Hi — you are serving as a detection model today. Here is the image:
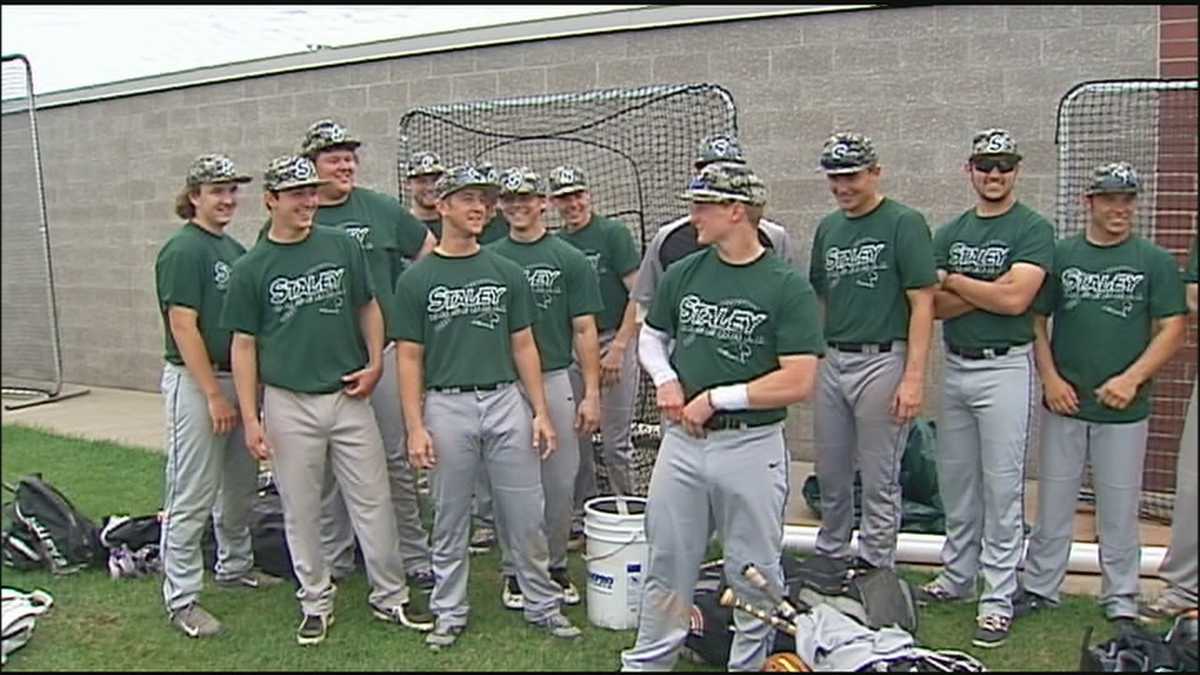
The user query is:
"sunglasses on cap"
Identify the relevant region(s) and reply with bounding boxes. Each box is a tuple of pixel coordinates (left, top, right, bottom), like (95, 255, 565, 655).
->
(972, 157, 1019, 174)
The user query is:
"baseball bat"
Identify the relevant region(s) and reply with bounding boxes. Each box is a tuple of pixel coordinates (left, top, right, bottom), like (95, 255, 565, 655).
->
(718, 587, 797, 637)
(742, 563, 801, 620)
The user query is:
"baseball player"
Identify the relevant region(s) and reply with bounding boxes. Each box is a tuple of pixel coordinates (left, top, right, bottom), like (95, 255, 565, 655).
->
(222, 155, 434, 646)
(631, 134, 800, 321)
(487, 166, 604, 610)
(922, 129, 1055, 648)
(156, 154, 281, 638)
(393, 165, 582, 650)
(809, 132, 937, 570)
(475, 161, 512, 244)
(298, 120, 437, 592)
(622, 163, 823, 671)
(1013, 162, 1187, 624)
(549, 165, 642, 516)
(403, 150, 449, 239)
(1142, 233, 1199, 622)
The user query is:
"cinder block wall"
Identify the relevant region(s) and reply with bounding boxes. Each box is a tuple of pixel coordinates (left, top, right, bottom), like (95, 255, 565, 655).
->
(5, 5, 1165, 460)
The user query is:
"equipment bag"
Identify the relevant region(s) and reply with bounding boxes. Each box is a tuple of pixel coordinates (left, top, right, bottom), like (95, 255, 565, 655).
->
(1, 474, 103, 575)
(1, 587, 53, 665)
(99, 514, 164, 579)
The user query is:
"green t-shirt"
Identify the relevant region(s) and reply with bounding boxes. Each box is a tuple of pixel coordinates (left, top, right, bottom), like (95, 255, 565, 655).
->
(221, 226, 375, 394)
(1034, 233, 1187, 423)
(487, 233, 604, 372)
(557, 214, 640, 332)
(646, 248, 824, 427)
(933, 201, 1055, 349)
(479, 213, 510, 245)
(422, 217, 442, 242)
(155, 222, 247, 369)
(1185, 236, 1199, 284)
(392, 248, 535, 389)
(314, 188, 428, 333)
(809, 198, 937, 343)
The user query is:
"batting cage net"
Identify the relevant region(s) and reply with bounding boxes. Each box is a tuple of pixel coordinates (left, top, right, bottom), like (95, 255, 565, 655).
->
(1, 54, 79, 410)
(397, 83, 738, 495)
(1055, 78, 1199, 522)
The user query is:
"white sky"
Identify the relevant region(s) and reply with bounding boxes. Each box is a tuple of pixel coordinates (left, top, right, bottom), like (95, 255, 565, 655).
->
(1, 5, 641, 95)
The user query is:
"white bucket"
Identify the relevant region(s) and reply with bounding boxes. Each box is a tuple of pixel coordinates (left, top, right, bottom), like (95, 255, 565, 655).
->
(583, 495, 648, 630)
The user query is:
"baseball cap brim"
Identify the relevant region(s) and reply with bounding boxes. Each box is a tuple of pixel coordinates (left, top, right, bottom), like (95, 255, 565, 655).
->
(407, 167, 447, 178)
(440, 181, 498, 199)
(677, 188, 759, 205)
(969, 151, 1022, 160)
(1085, 186, 1139, 195)
(269, 177, 331, 191)
(817, 165, 871, 175)
(208, 175, 254, 184)
(549, 185, 587, 197)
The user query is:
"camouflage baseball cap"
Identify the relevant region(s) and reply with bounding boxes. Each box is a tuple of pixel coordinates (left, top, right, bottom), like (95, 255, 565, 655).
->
(970, 128, 1022, 159)
(185, 153, 252, 187)
(435, 164, 498, 200)
(548, 165, 589, 197)
(678, 163, 767, 207)
(262, 155, 330, 192)
(818, 132, 878, 174)
(300, 119, 361, 157)
(1086, 161, 1141, 195)
(474, 161, 501, 187)
(406, 151, 447, 178)
(695, 134, 745, 168)
(498, 166, 546, 196)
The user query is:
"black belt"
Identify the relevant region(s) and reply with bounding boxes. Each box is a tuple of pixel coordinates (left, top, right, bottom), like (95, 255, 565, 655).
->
(947, 344, 1014, 360)
(429, 382, 507, 394)
(703, 415, 776, 431)
(828, 341, 893, 354)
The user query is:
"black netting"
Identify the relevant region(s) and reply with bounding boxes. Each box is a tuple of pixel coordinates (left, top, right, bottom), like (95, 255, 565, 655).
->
(397, 84, 737, 495)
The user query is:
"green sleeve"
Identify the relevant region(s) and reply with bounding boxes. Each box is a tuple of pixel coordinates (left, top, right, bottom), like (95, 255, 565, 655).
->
(932, 222, 952, 269)
(391, 271, 425, 344)
(220, 262, 261, 336)
(1011, 214, 1055, 271)
(390, 200, 429, 258)
(567, 251, 604, 318)
(506, 263, 535, 334)
(156, 245, 205, 311)
(1150, 248, 1188, 319)
(1184, 237, 1198, 283)
(609, 222, 641, 278)
(346, 237, 374, 308)
(808, 224, 827, 298)
(645, 265, 678, 336)
(896, 210, 938, 289)
(776, 274, 825, 356)
(1031, 267, 1058, 317)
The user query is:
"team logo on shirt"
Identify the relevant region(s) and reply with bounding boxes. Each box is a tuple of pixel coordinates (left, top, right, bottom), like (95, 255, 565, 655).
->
(947, 241, 1010, 279)
(1061, 265, 1145, 319)
(677, 294, 769, 365)
(427, 280, 508, 330)
(524, 266, 563, 311)
(213, 261, 232, 292)
(825, 239, 888, 289)
(583, 251, 606, 275)
(268, 265, 347, 323)
(340, 222, 374, 251)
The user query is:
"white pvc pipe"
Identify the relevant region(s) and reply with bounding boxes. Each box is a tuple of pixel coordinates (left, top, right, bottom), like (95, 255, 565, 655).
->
(782, 525, 1168, 578)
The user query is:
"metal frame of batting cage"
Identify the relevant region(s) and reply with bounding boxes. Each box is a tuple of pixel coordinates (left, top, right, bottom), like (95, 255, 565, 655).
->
(0, 54, 88, 410)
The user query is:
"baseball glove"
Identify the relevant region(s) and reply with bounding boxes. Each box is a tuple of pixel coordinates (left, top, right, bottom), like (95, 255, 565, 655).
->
(762, 652, 811, 672)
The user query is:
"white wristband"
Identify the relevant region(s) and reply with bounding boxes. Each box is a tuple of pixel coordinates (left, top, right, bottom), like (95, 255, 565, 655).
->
(709, 384, 749, 411)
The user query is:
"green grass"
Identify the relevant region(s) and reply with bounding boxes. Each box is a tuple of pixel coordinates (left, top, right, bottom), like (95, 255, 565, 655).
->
(0, 424, 1163, 671)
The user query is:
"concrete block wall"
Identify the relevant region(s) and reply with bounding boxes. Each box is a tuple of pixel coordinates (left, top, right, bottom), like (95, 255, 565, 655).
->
(4, 5, 1168, 460)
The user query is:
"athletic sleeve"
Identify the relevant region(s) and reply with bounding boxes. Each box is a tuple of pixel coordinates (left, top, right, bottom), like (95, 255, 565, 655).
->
(1185, 236, 1198, 283)
(220, 260, 261, 336)
(896, 210, 938, 289)
(609, 221, 641, 278)
(345, 236, 375, 308)
(390, 269, 425, 344)
(506, 262, 535, 334)
(1150, 247, 1188, 319)
(645, 264, 679, 336)
(1011, 211, 1055, 271)
(808, 222, 827, 298)
(155, 243, 205, 311)
(932, 220, 953, 270)
(1031, 258, 1059, 317)
(567, 248, 604, 318)
(388, 198, 430, 258)
(776, 273, 825, 356)
(631, 228, 667, 309)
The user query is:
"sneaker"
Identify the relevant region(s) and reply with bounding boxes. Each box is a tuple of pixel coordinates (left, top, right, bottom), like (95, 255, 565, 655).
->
(215, 570, 285, 590)
(915, 580, 970, 607)
(170, 603, 222, 638)
(296, 613, 333, 646)
(972, 614, 1011, 648)
(371, 595, 435, 632)
(407, 569, 436, 593)
(551, 568, 581, 606)
(1011, 589, 1053, 619)
(502, 575, 524, 610)
(1139, 594, 1195, 624)
(531, 613, 582, 640)
(425, 623, 465, 651)
(469, 527, 496, 554)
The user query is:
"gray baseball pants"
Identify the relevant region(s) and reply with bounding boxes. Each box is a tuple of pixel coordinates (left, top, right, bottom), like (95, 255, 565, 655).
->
(813, 343, 910, 568)
(1022, 411, 1148, 619)
(160, 363, 257, 613)
(319, 342, 432, 578)
(1157, 383, 1198, 607)
(262, 385, 411, 617)
(933, 344, 1036, 620)
(574, 329, 640, 510)
(424, 384, 565, 629)
(621, 422, 789, 672)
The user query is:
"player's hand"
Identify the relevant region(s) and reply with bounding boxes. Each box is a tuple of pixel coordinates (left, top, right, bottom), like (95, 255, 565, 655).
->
(1044, 375, 1080, 416)
(207, 392, 239, 435)
(244, 420, 271, 461)
(889, 378, 922, 424)
(407, 425, 437, 470)
(342, 362, 383, 399)
(656, 380, 685, 424)
(533, 413, 558, 460)
(574, 394, 601, 436)
(680, 391, 715, 439)
(600, 341, 626, 388)
(1095, 374, 1139, 411)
